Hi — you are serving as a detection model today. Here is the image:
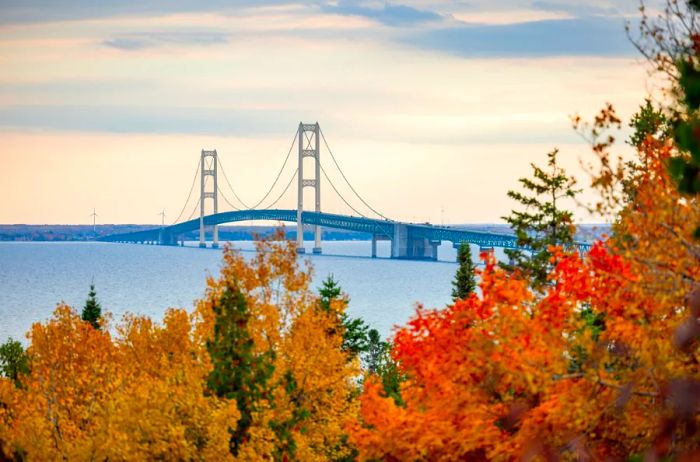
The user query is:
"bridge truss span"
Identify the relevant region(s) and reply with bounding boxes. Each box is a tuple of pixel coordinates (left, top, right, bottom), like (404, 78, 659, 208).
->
(98, 208, 592, 260)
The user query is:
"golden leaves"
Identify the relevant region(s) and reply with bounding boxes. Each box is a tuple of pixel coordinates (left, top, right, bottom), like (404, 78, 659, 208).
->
(0, 234, 359, 461)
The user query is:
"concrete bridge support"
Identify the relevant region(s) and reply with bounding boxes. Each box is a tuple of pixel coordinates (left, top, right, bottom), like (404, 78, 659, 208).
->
(390, 224, 439, 261)
(157, 230, 179, 246)
(371, 234, 377, 258)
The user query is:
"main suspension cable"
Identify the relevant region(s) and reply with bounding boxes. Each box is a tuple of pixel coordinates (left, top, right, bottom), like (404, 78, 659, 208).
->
(217, 185, 242, 211)
(171, 157, 201, 225)
(320, 164, 367, 218)
(185, 196, 201, 222)
(263, 168, 298, 210)
(319, 128, 392, 221)
(246, 129, 298, 210)
(217, 157, 250, 209)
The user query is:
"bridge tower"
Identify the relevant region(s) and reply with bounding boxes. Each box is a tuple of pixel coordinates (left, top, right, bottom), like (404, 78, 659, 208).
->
(199, 149, 219, 248)
(297, 122, 321, 254)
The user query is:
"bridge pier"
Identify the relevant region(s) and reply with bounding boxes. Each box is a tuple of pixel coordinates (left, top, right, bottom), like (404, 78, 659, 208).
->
(158, 230, 179, 246)
(390, 224, 439, 261)
(431, 240, 440, 260)
(371, 234, 377, 258)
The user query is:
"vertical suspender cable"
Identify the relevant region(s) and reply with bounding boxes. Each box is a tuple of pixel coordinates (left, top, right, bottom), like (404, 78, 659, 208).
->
(319, 128, 392, 221)
(171, 157, 201, 224)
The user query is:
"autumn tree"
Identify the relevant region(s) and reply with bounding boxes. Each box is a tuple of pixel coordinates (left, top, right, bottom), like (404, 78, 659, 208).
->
(81, 283, 101, 329)
(629, 1, 700, 234)
(349, 5, 700, 459)
(0, 338, 28, 387)
(451, 242, 476, 300)
(0, 305, 238, 461)
(194, 237, 359, 460)
(502, 148, 579, 288)
(0, 234, 361, 461)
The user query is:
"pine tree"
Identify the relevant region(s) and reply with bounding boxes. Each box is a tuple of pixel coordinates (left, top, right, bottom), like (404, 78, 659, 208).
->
(502, 149, 579, 289)
(364, 329, 385, 375)
(451, 242, 476, 301)
(0, 337, 29, 387)
(81, 283, 102, 329)
(206, 283, 275, 456)
(363, 329, 404, 405)
(318, 274, 370, 358)
(319, 274, 343, 312)
(627, 98, 670, 148)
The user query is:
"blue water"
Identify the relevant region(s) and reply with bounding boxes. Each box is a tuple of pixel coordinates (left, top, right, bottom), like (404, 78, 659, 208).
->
(0, 240, 484, 343)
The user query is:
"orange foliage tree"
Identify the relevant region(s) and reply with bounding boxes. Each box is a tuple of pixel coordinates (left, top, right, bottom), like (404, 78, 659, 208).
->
(348, 105, 700, 460)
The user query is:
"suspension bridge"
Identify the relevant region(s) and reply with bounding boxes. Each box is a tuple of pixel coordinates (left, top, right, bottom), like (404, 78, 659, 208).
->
(98, 122, 591, 261)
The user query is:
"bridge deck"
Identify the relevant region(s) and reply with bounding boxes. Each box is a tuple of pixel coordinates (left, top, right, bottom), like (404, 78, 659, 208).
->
(98, 209, 591, 252)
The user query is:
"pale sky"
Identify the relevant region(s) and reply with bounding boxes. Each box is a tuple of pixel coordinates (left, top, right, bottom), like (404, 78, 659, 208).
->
(0, 0, 655, 225)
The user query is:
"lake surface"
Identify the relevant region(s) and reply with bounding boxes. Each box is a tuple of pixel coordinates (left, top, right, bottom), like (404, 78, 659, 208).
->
(0, 240, 499, 343)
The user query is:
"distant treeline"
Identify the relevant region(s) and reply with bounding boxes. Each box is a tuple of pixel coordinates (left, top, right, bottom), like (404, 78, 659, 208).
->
(0, 224, 371, 242)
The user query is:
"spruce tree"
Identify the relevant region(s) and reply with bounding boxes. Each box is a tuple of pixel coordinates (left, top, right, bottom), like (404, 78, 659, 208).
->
(502, 149, 579, 289)
(451, 242, 476, 301)
(81, 283, 102, 329)
(206, 283, 275, 456)
(363, 329, 404, 405)
(318, 274, 370, 358)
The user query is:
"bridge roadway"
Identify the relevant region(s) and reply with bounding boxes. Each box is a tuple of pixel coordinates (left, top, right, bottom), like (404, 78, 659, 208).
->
(98, 209, 590, 260)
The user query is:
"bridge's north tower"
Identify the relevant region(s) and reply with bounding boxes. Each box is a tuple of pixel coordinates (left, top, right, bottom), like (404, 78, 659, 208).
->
(297, 122, 322, 254)
(199, 149, 219, 248)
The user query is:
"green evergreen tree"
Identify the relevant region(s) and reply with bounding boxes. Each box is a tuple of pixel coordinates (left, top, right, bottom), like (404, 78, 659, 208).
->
(0, 337, 29, 387)
(627, 98, 670, 148)
(81, 283, 102, 329)
(318, 274, 370, 358)
(206, 283, 275, 456)
(364, 329, 385, 375)
(502, 149, 580, 289)
(363, 329, 404, 405)
(661, 1, 700, 236)
(451, 242, 476, 301)
(317, 276, 405, 404)
(620, 100, 672, 205)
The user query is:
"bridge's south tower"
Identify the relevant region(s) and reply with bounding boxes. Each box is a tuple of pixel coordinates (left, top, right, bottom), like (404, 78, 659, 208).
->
(199, 149, 219, 248)
(297, 122, 321, 254)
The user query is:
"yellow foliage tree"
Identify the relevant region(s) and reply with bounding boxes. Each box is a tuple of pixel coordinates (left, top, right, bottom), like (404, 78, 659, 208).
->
(0, 234, 358, 461)
(194, 235, 359, 461)
(0, 305, 237, 460)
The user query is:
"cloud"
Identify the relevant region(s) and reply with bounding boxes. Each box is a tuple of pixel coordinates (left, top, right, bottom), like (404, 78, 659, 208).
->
(102, 32, 229, 51)
(321, 1, 443, 26)
(530, 1, 620, 17)
(0, 0, 286, 24)
(0, 103, 607, 146)
(405, 17, 635, 57)
(0, 105, 301, 135)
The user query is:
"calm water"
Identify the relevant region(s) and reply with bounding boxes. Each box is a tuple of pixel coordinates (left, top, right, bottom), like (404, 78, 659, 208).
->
(0, 240, 495, 343)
